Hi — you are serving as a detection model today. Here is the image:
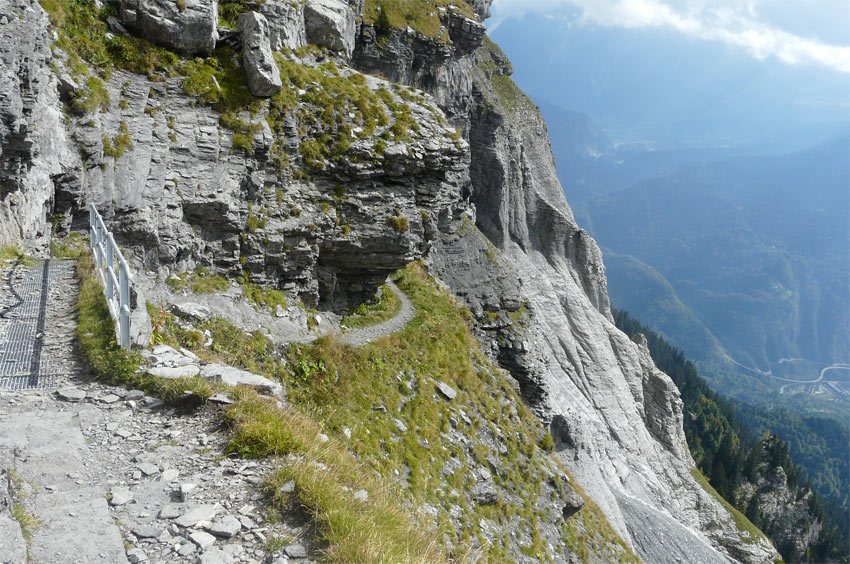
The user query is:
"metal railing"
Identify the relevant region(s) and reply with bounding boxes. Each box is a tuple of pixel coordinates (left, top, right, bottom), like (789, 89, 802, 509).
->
(89, 204, 133, 349)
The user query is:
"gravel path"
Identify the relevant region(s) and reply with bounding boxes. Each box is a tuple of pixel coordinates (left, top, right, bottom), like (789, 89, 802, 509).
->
(338, 281, 414, 347)
(0, 260, 319, 564)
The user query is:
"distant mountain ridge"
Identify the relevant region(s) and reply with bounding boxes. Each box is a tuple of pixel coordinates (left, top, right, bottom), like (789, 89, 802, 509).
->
(575, 135, 850, 424)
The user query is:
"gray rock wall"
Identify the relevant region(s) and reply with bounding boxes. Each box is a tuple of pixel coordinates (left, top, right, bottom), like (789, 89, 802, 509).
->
(0, 0, 75, 253)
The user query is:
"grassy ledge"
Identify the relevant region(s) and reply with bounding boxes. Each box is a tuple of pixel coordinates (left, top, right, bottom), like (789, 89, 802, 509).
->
(340, 283, 401, 329)
(361, 0, 476, 39)
(691, 467, 767, 545)
(167, 266, 231, 294)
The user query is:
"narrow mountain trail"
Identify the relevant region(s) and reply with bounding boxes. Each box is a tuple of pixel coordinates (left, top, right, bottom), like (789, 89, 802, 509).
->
(0, 259, 319, 564)
(144, 276, 416, 348)
(338, 281, 414, 347)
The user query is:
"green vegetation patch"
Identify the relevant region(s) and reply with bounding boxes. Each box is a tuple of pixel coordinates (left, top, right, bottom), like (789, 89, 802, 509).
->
(239, 275, 287, 312)
(50, 232, 88, 258)
(0, 245, 36, 265)
(341, 283, 402, 329)
(278, 263, 573, 560)
(268, 55, 389, 171)
(166, 266, 231, 294)
(76, 254, 225, 402)
(691, 467, 766, 545)
(362, 0, 475, 39)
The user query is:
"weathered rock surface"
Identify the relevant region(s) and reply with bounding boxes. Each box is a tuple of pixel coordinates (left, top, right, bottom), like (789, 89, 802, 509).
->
(0, 0, 74, 253)
(429, 33, 780, 564)
(303, 0, 355, 59)
(259, 0, 306, 51)
(118, 0, 218, 55)
(237, 12, 283, 97)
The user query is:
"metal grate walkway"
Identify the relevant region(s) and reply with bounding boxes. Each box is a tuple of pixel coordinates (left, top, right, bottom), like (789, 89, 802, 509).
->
(0, 259, 77, 390)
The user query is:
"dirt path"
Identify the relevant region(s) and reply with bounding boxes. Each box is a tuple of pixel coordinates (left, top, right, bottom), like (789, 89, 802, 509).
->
(338, 281, 414, 347)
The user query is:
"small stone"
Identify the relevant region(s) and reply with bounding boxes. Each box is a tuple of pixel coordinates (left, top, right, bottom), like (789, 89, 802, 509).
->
(159, 468, 179, 483)
(110, 487, 133, 506)
(275, 304, 285, 317)
(179, 483, 198, 502)
(209, 515, 241, 538)
(316, 433, 329, 443)
(436, 381, 456, 400)
(352, 489, 368, 502)
(126, 390, 145, 400)
(99, 394, 120, 404)
(178, 542, 197, 556)
(176, 505, 218, 528)
(238, 515, 255, 529)
(208, 393, 234, 405)
(189, 530, 217, 549)
(196, 548, 233, 564)
(137, 462, 160, 476)
(284, 544, 307, 558)
(279, 480, 296, 494)
(115, 428, 133, 439)
(132, 524, 161, 538)
(392, 418, 408, 433)
(270, 558, 289, 564)
(57, 388, 86, 402)
(159, 505, 181, 519)
(342, 427, 351, 439)
(126, 548, 148, 563)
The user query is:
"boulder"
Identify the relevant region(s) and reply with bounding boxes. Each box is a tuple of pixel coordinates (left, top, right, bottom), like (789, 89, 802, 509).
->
(237, 12, 282, 97)
(200, 363, 283, 396)
(118, 0, 218, 55)
(303, 0, 355, 59)
(259, 0, 306, 51)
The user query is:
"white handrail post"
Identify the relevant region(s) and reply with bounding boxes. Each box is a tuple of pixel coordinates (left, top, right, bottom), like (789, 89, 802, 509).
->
(87, 204, 135, 349)
(105, 235, 115, 300)
(119, 262, 130, 349)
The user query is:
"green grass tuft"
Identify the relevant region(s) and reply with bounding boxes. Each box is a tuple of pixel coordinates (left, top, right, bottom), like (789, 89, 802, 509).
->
(166, 267, 231, 294)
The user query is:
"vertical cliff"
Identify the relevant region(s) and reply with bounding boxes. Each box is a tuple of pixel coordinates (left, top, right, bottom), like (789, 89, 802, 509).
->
(0, 0, 783, 561)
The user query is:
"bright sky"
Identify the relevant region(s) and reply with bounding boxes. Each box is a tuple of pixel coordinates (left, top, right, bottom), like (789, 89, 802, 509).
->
(490, 0, 850, 74)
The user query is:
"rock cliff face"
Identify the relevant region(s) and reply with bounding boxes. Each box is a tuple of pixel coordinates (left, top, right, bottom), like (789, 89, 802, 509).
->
(0, 0, 782, 561)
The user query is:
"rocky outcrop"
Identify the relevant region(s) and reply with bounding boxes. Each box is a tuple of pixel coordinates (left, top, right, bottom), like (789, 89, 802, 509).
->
(118, 0, 218, 55)
(303, 0, 355, 59)
(237, 12, 283, 97)
(259, 0, 306, 51)
(736, 436, 824, 561)
(0, 0, 73, 253)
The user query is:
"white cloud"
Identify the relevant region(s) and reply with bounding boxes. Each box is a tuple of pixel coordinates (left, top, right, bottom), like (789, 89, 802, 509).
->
(490, 0, 850, 73)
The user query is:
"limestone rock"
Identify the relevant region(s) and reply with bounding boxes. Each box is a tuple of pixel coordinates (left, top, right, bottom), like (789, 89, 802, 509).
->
(436, 381, 456, 400)
(303, 0, 355, 59)
(170, 302, 212, 322)
(118, 0, 218, 55)
(237, 12, 282, 97)
(200, 363, 283, 396)
(259, 0, 306, 51)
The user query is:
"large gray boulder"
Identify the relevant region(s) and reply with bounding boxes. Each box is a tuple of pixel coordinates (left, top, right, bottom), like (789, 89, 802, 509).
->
(118, 0, 218, 55)
(259, 0, 306, 51)
(303, 0, 355, 59)
(237, 12, 282, 97)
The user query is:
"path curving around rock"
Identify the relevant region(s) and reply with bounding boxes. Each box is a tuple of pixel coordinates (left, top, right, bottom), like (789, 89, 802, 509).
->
(337, 281, 414, 347)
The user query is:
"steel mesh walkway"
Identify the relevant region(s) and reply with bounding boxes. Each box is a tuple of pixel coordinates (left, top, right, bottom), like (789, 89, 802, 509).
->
(0, 259, 77, 390)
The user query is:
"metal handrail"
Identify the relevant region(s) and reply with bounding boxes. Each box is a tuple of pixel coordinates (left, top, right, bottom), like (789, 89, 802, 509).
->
(89, 204, 133, 349)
